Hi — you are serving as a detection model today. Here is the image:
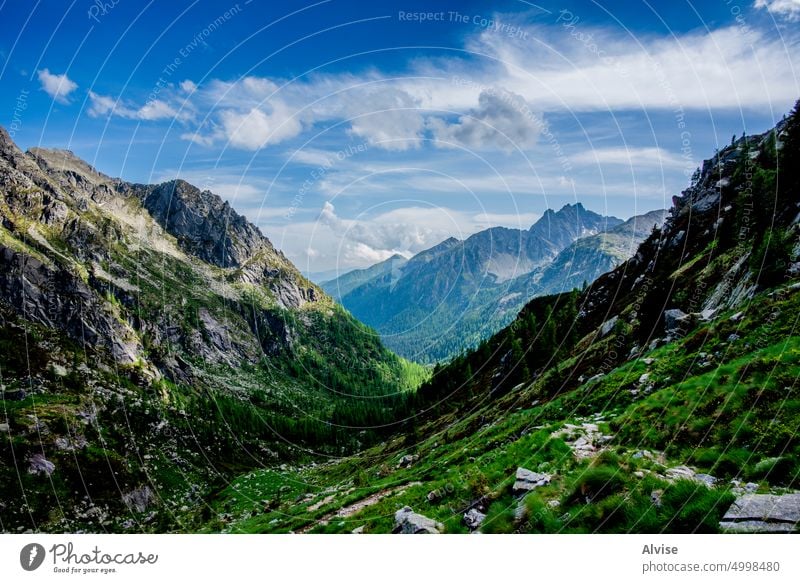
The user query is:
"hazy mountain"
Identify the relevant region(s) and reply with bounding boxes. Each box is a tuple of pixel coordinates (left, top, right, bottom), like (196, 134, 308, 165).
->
(322, 253, 408, 300)
(325, 204, 660, 363)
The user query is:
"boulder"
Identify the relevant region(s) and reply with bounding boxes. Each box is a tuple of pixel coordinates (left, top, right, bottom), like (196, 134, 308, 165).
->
(397, 454, 418, 468)
(0, 422, 9, 433)
(122, 486, 154, 513)
(719, 493, 800, 533)
(600, 316, 618, 338)
(27, 454, 55, 476)
(393, 506, 443, 534)
(513, 467, 551, 494)
(663, 309, 689, 335)
(463, 508, 486, 531)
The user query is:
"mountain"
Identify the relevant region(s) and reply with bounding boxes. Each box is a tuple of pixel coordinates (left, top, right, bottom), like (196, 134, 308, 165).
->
(523, 209, 669, 297)
(0, 129, 425, 532)
(325, 205, 667, 364)
(322, 253, 408, 300)
(209, 109, 800, 534)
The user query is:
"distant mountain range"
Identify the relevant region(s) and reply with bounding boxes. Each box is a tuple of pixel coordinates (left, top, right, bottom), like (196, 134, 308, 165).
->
(322, 204, 666, 363)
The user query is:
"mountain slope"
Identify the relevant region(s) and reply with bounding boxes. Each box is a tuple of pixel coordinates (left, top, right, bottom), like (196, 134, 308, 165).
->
(322, 253, 408, 300)
(0, 130, 425, 532)
(328, 205, 666, 364)
(209, 109, 800, 534)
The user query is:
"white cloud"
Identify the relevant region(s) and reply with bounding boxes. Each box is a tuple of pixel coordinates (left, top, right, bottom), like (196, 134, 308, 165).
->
(346, 88, 425, 150)
(317, 201, 474, 265)
(755, 0, 800, 20)
(180, 79, 197, 93)
(570, 147, 689, 170)
(88, 91, 190, 122)
(429, 89, 543, 151)
(472, 24, 800, 111)
(37, 69, 77, 104)
(218, 105, 302, 150)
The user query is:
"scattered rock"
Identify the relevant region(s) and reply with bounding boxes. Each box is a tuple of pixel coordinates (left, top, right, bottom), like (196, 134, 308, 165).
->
(512, 467, 551, 494)
(393, 506, 443, 534)
(0, 422, 9, 433)
(551, 421, 613, 460)
(650, 490, 663, 508)
(729, 311, 744, 322)
(50, 364, 68, 377)
(694, 474, 717, 488)
(397, 454, 418, 468)
(463, 508, 486, 531)
(27, 454, 55, 476)
(727, 333, 741, 342)
(665, 466, 717, 487)
(720, 493, 800, 533)
(123, 486, 154, 513)
(351, 525, 365, 534)
(665, 465, 696, 481)
(600, 316, 618, 337)
(745, 482, 759, 493)
(663, 309, 689, 335)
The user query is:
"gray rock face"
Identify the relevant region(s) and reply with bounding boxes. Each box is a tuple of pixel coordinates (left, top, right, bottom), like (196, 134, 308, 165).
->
(600, 316, 618, 337)
(513, 467, 551, 494)
(137, 179, 270, 269)
(28, 454, 55, 476)
(663, 309, 689, 335)
(0, 246, 141, 364)
(393, 506, 443, 534)
(720, 493, 800, 533)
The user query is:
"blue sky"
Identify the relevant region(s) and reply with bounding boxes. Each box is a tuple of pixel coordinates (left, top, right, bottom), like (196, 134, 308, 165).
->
(2, 0, 799, 275)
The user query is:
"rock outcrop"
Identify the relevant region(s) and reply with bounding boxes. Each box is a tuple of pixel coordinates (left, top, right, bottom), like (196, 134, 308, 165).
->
(393, 506, 443, 534)
(720, 493, 800, 533)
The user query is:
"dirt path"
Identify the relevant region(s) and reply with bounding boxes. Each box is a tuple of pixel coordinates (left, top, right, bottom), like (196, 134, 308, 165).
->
(298, 481, 422, 533)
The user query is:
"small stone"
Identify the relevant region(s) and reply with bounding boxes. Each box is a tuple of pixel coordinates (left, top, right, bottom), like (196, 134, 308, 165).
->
(650, 490, 663, 507)
(397, 454, 418, 468)
(729, 311, 744, 322)
(463, 508, 486, 531)
(513, 467, 551, 494)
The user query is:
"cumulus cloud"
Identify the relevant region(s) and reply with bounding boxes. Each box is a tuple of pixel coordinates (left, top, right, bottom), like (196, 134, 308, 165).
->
(82, 19, 800, 154)
(346, 88, 425, 150)
(755, 0, 800, 20)
(429, 89, 543, 151)
(318, 201, 463, 263)
(218, 105, 302, 150)
(37, 69, 78, 104)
